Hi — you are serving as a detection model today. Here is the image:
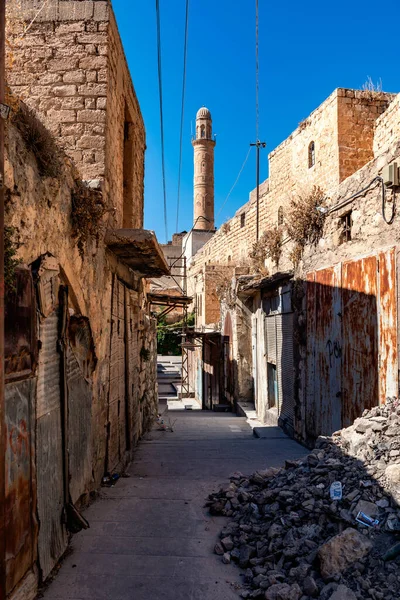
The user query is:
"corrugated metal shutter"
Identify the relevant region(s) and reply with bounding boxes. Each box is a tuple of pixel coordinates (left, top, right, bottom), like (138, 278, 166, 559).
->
(67, 348, 92, 504)
(265, 316, 276, 364)
(278, 313, 294, 427)
(37, 309, 67, 580)
(108, 279, 127, 472)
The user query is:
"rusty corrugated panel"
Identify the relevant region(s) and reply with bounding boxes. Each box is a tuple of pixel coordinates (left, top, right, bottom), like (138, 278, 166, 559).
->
(278, 313, 295, 429)
(68, 316, 97, 379)
(36, 258, 67, 580)
(67, 349, 92, 505)
(306, 272, 317, 439)
(107, 279, 126, 472)
(314, 265, 342, 436)
(5, 378, 37, 594)
(342, 256, 378, 427)
(378, 248, 398, 403)
(5, 267, 37, 381)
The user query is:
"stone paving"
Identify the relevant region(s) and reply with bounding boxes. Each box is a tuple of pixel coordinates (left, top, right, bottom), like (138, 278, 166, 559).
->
(41, 406, 305, 600)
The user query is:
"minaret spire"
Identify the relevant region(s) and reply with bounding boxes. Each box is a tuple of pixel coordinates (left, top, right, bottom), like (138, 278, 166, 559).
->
(192, 107, 216, 231)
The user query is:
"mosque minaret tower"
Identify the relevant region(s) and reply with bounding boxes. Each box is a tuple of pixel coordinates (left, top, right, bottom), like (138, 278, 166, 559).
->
(192, 107, 216, 231)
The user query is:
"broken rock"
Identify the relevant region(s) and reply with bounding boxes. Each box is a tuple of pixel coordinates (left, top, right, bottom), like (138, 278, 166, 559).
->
(264, 583, 302, 600)
(328, 584, 357, 600)
(318, 528, 372, 579)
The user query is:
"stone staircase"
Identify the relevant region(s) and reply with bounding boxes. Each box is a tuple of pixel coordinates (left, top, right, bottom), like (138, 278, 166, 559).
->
(157, 355, 201, 410)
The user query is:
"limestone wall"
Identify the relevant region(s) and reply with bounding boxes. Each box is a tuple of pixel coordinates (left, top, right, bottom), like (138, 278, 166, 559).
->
(373, 93, 400, 157)
(6, 0, 145, 228)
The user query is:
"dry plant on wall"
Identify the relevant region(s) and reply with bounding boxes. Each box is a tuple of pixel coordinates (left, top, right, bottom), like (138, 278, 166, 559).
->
(250, 226, 283, 274)
(12, 101, 63, 178)
(71, 182, 108, 258)
(286, 185, 327, 265)
(215, 273, 236, 309)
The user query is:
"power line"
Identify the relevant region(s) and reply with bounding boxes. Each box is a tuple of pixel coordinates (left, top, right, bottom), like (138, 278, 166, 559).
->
(255, 0, 259, 141)
(155, 0, 168, 241)
(208, 147, 252, 233)
(175, 0, 190, 234)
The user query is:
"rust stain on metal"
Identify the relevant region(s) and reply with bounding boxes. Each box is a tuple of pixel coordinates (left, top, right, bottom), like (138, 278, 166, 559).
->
(5, 267, 37, 381)
(5, 378, 37, 594)
(378, 248, 397, 403)
(342, 255, 378, 427)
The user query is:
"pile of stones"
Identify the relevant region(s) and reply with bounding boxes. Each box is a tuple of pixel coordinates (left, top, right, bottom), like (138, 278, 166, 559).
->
(207, 399, 400, 600)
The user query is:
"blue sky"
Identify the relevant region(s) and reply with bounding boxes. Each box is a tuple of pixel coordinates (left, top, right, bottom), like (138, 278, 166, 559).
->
(112, 0, 400, 244)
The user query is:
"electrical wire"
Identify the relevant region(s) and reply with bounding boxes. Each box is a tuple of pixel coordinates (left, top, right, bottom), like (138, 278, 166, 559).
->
(156, 0, 168, 241)
(175, 0, 190, 233)
(324, 176, 395, 225)
(255, 0, 259, 142)
(208, 147, 252, 233)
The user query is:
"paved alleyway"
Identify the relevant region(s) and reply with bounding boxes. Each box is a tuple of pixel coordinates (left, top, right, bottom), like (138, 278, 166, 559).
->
(41, 408, 305, 600)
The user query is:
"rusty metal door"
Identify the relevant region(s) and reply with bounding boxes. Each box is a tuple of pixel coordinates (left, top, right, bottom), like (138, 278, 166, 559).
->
(378, 248, 398, 403)
(306, 248, 397, 438)
(107, 278, 127, 472)
(306, 264, 342, 438)
(5, 267, 38, 593)
(36, 259, 68, 580)
(66, 315, 96, 506)
(342, 256, 379, 426)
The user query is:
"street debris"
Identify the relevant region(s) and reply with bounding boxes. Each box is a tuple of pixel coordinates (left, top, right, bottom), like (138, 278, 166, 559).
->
(207, 398, 400, 599)
(101, 473, 120, 487)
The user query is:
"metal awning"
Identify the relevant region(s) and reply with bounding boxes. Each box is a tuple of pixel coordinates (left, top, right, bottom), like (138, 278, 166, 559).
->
(105, 229, 170, 277)
(237, 271, 294, 297)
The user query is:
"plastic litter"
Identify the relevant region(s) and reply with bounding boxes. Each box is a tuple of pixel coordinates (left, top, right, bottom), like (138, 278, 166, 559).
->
(330, 481, 343, 500)
(355, 510, 380, 528)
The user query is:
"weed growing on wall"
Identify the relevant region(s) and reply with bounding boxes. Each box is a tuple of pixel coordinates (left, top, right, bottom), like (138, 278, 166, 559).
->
(215, 273, 236, 309)
(250, 226, 283, 274)
(12, 102, 62, 178)
(286, 186, 327, 264)
(71, 182, 107, 257)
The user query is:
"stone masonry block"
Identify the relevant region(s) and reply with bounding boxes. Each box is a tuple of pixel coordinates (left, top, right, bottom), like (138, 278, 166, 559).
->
(53, 84, 77, 97)
(63, 70, 86, 84)
(85, 98, 96, 109)
(93, 2, 109, 21)
(58, 1, 94, 21)
(55, 22, 85, 34)
(17, 0, 58, 21)
(77, 109, 105, 123)
(48, 58, 79, 72)
(96, 97, 107, 110)
(86, 71, 98, 83)
(47, 109, 76, 123)
(76, 33, 107, 45)
(38, 73, 63, 85)
(77, 134, 105, 149)
(78, 83, 107, 96)
(79, 56, 107, 70)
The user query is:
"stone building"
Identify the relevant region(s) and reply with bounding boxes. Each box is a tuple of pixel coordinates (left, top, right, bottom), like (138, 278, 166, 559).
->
(186, 88, 400, 441)
(4, 2, 168, 598)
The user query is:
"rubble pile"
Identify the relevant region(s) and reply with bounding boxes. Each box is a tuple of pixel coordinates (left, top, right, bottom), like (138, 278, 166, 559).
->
(207, 400, 400, 600)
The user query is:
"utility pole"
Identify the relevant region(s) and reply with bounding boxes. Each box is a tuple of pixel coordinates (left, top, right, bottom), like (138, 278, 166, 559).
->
(0, 0, 5, 595)
(250, 140, 266, 241)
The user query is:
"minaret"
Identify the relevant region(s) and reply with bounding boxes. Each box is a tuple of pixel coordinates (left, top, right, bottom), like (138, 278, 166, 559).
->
(192, 107, 216, 231)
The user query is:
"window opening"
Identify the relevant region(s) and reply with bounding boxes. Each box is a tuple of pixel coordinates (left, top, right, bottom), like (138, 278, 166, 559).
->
(308, 141, 315, 168)
(201, 125, 205, 138)
(278, 206, 284, 226)
(339, 211, 352, 244)
(240, 213, 245, 228)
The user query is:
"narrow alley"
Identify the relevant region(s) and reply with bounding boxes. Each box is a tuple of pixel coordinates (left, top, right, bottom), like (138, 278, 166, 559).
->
(40, 409, 305, 600)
